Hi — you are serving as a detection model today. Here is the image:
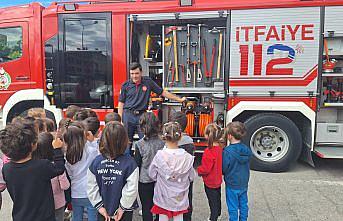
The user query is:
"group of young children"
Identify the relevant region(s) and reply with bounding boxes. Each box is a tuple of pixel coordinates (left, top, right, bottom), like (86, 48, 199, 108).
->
(0, 105, 252, 221)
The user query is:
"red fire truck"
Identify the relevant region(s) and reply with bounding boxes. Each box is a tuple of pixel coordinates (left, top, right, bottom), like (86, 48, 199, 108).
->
(1, 0, 343, 172)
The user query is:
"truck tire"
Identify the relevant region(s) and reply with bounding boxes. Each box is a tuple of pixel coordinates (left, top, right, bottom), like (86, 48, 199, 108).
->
(242, 113, 302, 172)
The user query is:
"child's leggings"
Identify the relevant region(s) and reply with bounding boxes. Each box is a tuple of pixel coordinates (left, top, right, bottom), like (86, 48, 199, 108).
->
(159, 214, 183, 221)
(226, 187, 248, 221)
(204, 184, 221, 221)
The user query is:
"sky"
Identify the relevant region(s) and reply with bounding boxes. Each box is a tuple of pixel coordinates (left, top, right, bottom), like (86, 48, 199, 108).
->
(0, 0, 52, 7)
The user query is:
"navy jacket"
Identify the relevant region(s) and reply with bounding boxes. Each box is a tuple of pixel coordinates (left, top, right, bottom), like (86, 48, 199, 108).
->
(222, 143, 252, 190)
(87, 154, 139, 216)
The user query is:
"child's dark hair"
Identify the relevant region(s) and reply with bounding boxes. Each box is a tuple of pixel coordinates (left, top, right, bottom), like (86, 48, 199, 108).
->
(161, 122, 182, 143)
(204, 123, 224, 148)
(105, 112, 121, 124)
(99, 121, 128, 159)
(169, 111, 187, 132)
(57, 118, 72, 138)
(44, 118, 56, 132)
(85, 109, 98, 118)
(73, 109, 89, 121)
(226, 121, 247, 140)
(0, 119, 38, 161)
(63, 121, 86, 165)
(32, 132, 54, 161)
(139, 112, 160, 140)
(34, 118, 47, 133)
(11, 116, 34, 124)
(65, 105, 81, 119)
(83, 117, 100, 136)
(58, 118, 72, 130)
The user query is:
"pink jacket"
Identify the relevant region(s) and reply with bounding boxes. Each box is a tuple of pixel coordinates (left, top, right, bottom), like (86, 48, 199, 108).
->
(0, 158, 6, 210)
(51, 172, 70, 209)
(149, 147, 195, 212)
(2, 155, 10, 164)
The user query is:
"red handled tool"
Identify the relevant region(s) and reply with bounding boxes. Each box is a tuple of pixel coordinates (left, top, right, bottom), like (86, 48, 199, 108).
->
(179, 64, 186, 87)
(202, 39, 212, 86)
(209, 39, 217, 79)
(202, 40, 209, 77)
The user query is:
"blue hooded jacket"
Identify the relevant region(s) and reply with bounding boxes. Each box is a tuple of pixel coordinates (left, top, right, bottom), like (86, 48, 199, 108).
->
(222, 143, 252, 190)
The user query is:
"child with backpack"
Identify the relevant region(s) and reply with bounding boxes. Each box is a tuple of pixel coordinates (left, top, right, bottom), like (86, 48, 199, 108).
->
(197, 123, 224, 221)
(64, 121, 99, 221)
(222, 122, 252, 221)
(0, 118, 65, 221)
(149, 122, 195, 221)
(32, 132, 70, 221)
(88, 121, 139, 221)
(134, 112, 164, 221)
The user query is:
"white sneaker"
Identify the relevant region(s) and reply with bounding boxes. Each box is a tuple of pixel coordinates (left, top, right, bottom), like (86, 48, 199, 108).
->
(139, 209, 143, 216)
(64, 210, 72, 221)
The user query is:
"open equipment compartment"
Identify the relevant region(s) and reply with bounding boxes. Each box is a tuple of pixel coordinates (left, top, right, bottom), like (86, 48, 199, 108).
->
(129, 11, 228, 144)
(316, 6, 343, 145)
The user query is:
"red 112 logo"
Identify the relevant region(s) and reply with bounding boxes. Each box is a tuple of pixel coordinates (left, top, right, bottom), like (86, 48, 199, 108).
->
(239, 44, 296, 76)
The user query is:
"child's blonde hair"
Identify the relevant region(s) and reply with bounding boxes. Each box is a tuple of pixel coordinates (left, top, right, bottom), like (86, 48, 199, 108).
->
(27, 108, 46, 119)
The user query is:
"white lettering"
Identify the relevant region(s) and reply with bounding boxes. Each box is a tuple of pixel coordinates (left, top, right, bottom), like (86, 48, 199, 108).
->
(97, 168, 108, 174)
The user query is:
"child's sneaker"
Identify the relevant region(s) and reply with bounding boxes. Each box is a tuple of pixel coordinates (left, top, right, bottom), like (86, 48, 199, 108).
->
(64, 210, 72, 221)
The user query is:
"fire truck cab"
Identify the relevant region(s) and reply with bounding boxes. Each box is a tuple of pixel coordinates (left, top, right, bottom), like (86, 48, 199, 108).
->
(1, 0, 343, 172)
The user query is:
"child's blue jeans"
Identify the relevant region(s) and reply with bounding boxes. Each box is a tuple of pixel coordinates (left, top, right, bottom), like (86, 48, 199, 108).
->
(226, 187, 248, 221)
(71, 198, 97, 221)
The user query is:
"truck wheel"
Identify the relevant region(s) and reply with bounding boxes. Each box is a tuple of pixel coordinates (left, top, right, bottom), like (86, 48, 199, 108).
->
(242, 113, 302, 172)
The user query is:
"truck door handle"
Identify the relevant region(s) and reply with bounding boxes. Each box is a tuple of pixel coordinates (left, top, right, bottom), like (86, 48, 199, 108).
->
(327, 125, 338, 133)
(16, 76, 29, 80)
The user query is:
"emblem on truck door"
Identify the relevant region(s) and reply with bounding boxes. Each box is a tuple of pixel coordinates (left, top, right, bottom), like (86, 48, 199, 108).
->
(0, 67, 12, 90)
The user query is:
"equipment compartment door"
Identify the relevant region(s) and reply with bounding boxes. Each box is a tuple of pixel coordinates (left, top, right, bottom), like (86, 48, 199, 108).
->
(57, 13, 113, 108)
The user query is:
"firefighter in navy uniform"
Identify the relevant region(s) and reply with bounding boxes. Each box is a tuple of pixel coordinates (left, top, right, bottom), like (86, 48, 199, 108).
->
(118, 62, 186, 143)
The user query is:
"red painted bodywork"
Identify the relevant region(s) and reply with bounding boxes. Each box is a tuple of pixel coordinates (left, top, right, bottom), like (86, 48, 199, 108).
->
(1, 0, 343, 116)
(230, 66, 318, 87)
(0, 3, 44, 106)
(228, 96, 318, 111)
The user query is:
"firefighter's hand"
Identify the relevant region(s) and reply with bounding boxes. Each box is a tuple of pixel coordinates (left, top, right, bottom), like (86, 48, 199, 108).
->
(98, 207, 111, 221)
(180, 97, 187, 103)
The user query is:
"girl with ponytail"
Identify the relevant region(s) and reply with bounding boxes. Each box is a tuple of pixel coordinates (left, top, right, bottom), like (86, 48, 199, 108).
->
(197, 123, 224, 221)
(148, 122, 195, 221)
